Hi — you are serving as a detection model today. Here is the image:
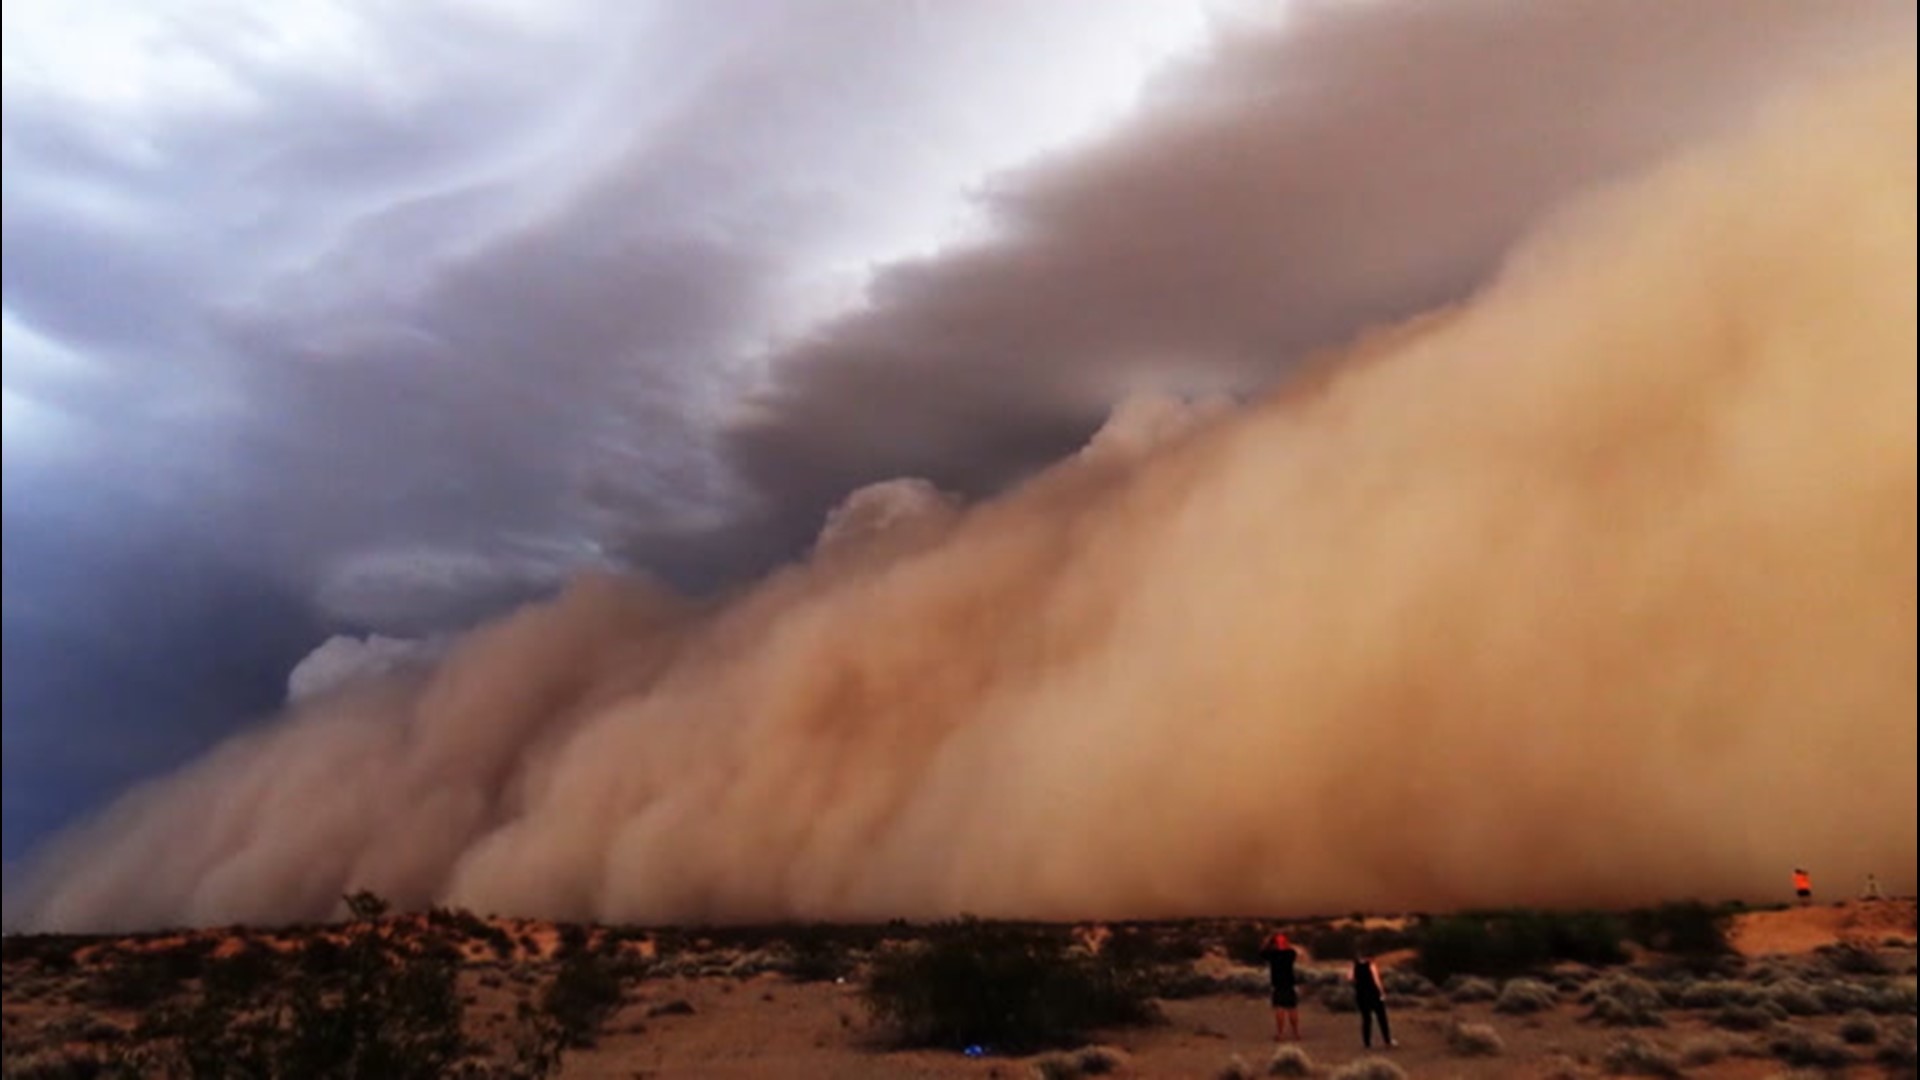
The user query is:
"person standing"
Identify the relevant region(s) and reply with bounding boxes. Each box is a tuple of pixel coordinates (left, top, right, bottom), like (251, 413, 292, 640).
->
(1793, 868, 1813, 906)
(1258, 932, 1302, 1042)
(1351, 953, 1395, 1049)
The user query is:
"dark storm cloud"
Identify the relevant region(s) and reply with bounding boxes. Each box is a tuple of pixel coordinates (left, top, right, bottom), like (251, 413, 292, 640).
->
(725, 0, 1914, 534)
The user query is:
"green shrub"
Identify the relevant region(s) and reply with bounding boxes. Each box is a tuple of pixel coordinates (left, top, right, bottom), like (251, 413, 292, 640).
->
(861, 918, 1159, 1051)
(1414, 910, 1625, 983)
(1445, 976, 1498, 1003)
(1678, 979, 1767, 1010)
(539, 949, 628, 1049)
(1624, 902, 1732, 960)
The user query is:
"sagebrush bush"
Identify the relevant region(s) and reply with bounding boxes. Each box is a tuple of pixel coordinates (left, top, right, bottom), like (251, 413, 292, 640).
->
(1678, 978, 1766, 1010)
(1494, 977, 1558, 1014)
(1765, 978, 1824, 1017)
(1712, 1002, 1784, 1032)
(1328, 1056, 1406, 1080)
(1600, 1034, 1682, 1077)
(1837, 1012, 1881, 1045)
(1216, 1054, 1254, 1080)
(1678, 1033, 1735, 1065)
(862, 918, 1158, 1052)
(1585, 975, 1666, 1028)
(1767, 1027, 1853, 1070)
(1445, 976, 1499, 1003)
(1266, 1044, 1314, 1076)
(1446, 1020, 1505, 1056)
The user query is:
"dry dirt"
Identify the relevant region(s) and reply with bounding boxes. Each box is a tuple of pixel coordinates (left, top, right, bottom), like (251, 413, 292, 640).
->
(3, 901, 1914, 1079)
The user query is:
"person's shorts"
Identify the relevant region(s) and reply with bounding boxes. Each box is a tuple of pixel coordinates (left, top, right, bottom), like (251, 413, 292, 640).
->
(1271, 987, 1299, 1008)
(1797, 888, 1812, 899)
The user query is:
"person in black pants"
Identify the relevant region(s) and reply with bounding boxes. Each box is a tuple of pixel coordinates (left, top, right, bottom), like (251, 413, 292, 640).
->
(1258, 932, 1301, 1041)
(1351, 954, 1395, 1049)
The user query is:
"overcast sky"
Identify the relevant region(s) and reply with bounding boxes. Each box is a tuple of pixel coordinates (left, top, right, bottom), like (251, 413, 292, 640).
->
(2, 0, 1909, 862)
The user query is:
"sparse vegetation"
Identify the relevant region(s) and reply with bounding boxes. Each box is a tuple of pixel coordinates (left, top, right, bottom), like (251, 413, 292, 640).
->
(1600, 1034, 1682, 1077)
(861, 918, 1158, 1051)
(1414, 910, 1626, 983)
(1495, 977, 1559, 1014)
(1267, 1044, 1314, 1076)
(1446, 1019, 1506, 1056)
(1766, 1026, 1854, 1070)
(1585, 974, 1667, 1028)
(1838, 1012, 1881, 1045)
(1327, 1056, 1406, 1080)
(1624, 902, 1733, 962)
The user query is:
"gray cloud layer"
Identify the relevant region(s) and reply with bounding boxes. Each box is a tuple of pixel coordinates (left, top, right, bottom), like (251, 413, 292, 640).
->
(10, 52, 1915, 929)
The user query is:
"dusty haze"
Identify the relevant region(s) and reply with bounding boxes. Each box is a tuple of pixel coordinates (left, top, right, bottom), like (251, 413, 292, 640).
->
(8, 55, 1915, 932)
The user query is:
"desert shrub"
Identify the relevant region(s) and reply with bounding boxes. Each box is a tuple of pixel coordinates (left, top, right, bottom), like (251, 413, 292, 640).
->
(539, 949, 627, 1049)
(1713, 1003, 1785, 1031)
(1678, 979, 1767, 1010)
(1600, 1034, 1682, 1077)
(1839, 1012, 1882, 1045)
(1216, 1054, 1254, 1080)
(1317, 982, 1357, 1013)
(1495, 977, 1558, 1014)
(1625, 902, 1732, 960)
(1381, 970, 1434, 997)
(1875, 1027, 1917, 1074)
(1446, 1020, 1505, 1056)
(1812, 979, 1874, 1014)
(1767, 1027, 1854, 1069)
(1680, 1033, 1737, 1065)
(1866, 979, 1917, 1016)
(1767, 978, 1825, 1017)
(1586, 975, 1667, 1027)
(1414, 910, 1625, 983)
(1445, 976, 1499, 1003)
(1327, 1056, 1406, 1080)
(1074, 1045, 1127, 1075)
(93, 953, 190, 1009)
(202, 946, 282, 999)
(861, 918, 1158, 1051)
(1267, 1044, 1314, 1076)
(1290, 922, 1413, 963)
(1817, 943, 1889, 976)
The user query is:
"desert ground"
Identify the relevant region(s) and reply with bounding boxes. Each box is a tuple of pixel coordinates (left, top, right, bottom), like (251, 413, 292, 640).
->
(2, 898, 1913, 1079)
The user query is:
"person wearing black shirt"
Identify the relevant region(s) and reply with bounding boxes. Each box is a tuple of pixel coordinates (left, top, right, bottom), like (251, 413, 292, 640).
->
(1351, 954, 1396, 1049)
(1257, 932, 1302, 1041)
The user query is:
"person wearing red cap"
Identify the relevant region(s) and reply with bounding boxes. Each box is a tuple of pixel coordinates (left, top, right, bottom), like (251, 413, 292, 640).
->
(1258, 931, 1302, 1041)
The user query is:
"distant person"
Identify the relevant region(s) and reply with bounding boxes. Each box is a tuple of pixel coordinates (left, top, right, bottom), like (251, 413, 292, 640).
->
(1257, 932, 1301, 1042)
(1350, 953, 1395, 1049)
(1862, 873, 1884, 901)
(1793, 868, 1813, 906)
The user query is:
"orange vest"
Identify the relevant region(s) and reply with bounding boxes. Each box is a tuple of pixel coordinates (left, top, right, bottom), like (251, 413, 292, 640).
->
(1793, 871, 1811, 891)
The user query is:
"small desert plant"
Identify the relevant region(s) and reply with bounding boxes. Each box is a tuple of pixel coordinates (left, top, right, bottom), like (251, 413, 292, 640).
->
(1586, 975, 1667, 1027)
(1317, 982, 1357, 1013)
(1445, 975, 1499, 1003)
(1600, 1034, 1683, 1077)
(1679, 1033, 1736, 1066)
(1678, 978, 1767, 1009)
(1327, 1056, 1406, 1080)
(1495, 977, 1558, 1014)
(1267, 1044, 1314, 1076)
(1713, 1002, 1785, 1031)
(1446, 1019, 1506, 1056)
(1073, 1045, 1127, 1075)
(1217, 1054, 1255, 1080)
(1766, 1026, 1854, 1070)
(1838, 1012, 1881, 1045)
(1816, 942, 1889, 975)
(1766, 978, 1825, 1017)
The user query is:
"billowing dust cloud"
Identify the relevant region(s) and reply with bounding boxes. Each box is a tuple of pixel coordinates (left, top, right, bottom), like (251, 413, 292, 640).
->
(10, 57, 1915, 932)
